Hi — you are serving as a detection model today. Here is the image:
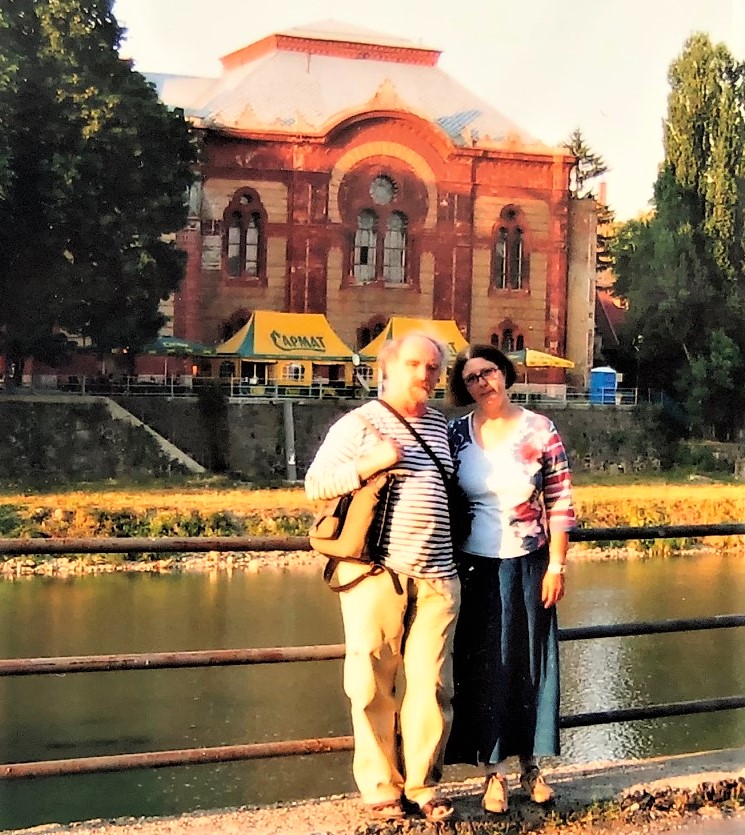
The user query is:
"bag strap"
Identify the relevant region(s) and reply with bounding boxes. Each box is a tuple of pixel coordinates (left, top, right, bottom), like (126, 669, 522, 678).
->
(323, 558, 404, 594)
(376, 399, 451, 486)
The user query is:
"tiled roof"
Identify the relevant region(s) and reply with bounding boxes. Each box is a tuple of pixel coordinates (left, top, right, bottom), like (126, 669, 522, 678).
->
(147, 20, 554, 152)
(596, 289, 627, 347)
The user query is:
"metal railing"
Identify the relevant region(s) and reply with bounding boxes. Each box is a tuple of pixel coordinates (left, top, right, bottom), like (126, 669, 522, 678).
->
(5, 375, 660, 407)
(2, 523, 745, 780)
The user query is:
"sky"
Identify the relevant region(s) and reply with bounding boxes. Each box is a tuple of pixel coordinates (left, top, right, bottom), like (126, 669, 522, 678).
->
(113, 0, 743, 222)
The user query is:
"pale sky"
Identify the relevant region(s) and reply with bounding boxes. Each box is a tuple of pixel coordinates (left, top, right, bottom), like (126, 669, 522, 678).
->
(113, 0, 743, 222)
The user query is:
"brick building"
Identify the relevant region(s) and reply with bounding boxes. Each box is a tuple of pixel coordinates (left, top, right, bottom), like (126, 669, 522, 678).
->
(149, 20, 596, 386)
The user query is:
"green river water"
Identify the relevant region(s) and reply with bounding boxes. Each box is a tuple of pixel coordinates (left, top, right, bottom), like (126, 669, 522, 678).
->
(1, 552, 744, 831)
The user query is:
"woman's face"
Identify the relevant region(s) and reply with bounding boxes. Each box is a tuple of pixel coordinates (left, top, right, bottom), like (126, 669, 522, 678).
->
(462, 357, 508, 406)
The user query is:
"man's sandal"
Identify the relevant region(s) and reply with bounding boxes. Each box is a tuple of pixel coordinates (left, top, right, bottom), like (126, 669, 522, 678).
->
(365, 799, 406, 820)
(418, 797, 455, 822)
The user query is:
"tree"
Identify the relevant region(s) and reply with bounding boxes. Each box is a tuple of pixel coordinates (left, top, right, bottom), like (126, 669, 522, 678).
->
(614, 34, 745, 439)
(564, 127, 608, 200)
(564, 127, 616, 273)
(0, 0, 198, 384)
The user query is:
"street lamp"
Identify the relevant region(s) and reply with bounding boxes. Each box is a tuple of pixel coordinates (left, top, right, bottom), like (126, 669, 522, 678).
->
(351, 352, 361, 399)
(632, 335, 643, 404)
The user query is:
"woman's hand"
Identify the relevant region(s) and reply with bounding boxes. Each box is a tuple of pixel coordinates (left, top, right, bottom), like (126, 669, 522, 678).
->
(541, 572, 565, 608)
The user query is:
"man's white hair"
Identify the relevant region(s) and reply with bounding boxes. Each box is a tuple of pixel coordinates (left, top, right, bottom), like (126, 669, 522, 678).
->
(378, 332, 448, 378)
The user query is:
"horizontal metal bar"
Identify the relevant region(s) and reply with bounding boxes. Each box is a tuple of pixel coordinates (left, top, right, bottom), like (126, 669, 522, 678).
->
(4, 696, 745, 781)
(559, 614, 745, 641)
(0, 536, 313, 556)
(0, 736, 356, 780)
(0, 644, 347, 677)
(569, 522, 745, 542)
(0, 522, 744, 556)
(4, 616, 744, 676)
(561, 695, 745, 728)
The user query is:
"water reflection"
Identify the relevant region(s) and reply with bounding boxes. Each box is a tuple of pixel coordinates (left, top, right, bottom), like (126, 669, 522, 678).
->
(1, 554, 744, 830)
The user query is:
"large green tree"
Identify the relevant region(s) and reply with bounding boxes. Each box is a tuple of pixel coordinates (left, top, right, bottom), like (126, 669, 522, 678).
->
(0, 0, 198, 384)
(614, 33, 745, 439)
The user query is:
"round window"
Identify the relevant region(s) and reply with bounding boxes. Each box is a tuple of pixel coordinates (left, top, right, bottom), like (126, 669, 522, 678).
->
(369, 176, 395, 205)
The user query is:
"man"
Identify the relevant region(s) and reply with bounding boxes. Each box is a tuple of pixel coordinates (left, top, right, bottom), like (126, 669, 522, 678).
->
(305, 333, 461, 823)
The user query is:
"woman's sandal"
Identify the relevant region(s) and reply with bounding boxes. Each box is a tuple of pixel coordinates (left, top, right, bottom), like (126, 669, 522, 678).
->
(365, 798, 406, 820)
(520, 766, 555, 804)
(418, 797, 455, 822)
(482, 773, 509, 813)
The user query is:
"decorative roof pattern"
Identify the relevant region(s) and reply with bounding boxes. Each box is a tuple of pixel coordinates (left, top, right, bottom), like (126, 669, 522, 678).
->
(147, 21, 553, 152)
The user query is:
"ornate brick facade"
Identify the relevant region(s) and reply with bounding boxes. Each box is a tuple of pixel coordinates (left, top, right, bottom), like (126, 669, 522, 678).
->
(161, 22, 594, 383)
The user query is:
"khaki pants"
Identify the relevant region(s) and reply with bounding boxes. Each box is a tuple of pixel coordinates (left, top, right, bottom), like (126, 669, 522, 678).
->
(336, 561, 461, 806)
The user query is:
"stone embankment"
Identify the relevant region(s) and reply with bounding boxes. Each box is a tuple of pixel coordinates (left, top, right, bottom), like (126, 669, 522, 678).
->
(6, 748, 745, 835)
(0, 544, 648, 579)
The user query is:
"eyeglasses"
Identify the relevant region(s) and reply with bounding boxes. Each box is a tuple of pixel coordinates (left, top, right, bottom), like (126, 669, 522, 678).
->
(463, 366, 501, 387)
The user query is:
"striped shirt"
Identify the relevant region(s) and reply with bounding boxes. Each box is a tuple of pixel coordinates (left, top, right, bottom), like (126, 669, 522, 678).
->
(448, 408, 576, 559)
(305, 400, 456, 580)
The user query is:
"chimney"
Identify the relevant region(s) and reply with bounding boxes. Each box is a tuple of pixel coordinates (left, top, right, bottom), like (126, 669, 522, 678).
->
(598, 180, 607, 206)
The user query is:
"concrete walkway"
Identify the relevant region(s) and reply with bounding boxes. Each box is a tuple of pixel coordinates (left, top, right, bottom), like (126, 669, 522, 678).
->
(6, 747, 745, 835)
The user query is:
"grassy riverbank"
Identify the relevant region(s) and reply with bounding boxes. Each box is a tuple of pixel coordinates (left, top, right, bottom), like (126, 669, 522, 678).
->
(1, 477, 744, 573)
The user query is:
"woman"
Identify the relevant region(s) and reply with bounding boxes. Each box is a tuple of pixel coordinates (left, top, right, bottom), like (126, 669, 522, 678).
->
(444, 344, 575, 813)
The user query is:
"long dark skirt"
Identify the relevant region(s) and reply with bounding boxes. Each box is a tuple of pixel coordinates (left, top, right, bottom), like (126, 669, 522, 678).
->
(445, 546, 560, 765)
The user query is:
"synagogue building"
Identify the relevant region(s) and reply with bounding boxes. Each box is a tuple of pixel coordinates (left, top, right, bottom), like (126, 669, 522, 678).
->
(149, 21, 597, 385)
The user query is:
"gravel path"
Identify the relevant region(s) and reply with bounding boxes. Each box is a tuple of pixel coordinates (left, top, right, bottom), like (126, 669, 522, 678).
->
(6, 749, 745, 835)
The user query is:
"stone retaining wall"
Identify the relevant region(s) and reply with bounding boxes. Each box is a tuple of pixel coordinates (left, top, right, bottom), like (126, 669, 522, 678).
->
(0, 395, 673, 485)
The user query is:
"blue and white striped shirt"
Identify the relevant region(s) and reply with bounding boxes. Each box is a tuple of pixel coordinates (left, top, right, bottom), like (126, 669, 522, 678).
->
(305, 400, 456, 580)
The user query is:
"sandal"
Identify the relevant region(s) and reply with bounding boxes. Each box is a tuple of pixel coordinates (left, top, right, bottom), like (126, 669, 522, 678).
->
(418, 797, 455, 822)
(365, 798, 406, 820)
(482, 773, 509, 813)
(520, 766, 554, 804)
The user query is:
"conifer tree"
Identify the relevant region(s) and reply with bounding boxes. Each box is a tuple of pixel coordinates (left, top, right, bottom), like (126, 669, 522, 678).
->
(564, 128, 616, 274)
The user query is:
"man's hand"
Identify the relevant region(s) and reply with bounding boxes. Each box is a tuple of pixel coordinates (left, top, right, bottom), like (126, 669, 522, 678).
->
(357, 437, 403, 481)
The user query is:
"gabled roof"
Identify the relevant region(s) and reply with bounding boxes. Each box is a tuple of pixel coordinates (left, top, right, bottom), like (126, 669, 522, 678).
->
(215, 311, 354, 361)
(359, 317, 468, 362)
(146, 20, 554, 152)
(595, 289, 627, 348)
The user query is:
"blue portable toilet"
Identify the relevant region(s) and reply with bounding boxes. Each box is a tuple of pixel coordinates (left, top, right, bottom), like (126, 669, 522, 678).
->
(589, 366, 618, 404)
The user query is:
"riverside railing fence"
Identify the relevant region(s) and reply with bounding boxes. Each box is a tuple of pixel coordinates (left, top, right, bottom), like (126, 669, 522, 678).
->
(1, 522, 745, 781)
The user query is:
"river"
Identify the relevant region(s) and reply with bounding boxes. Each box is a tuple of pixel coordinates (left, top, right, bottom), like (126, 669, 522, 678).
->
(1, 552, 744, 831)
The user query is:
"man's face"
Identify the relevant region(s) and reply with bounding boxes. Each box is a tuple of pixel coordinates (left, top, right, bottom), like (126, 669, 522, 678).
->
(383, 336, 442, 412)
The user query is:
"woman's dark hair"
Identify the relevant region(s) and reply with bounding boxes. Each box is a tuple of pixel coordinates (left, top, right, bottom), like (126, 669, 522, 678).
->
(447, 344, 517, 406)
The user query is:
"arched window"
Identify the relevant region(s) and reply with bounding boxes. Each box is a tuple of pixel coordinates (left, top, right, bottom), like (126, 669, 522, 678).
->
(357, 317, 386, 349)
(339, 168, 424, 287)
(502, 329, 514, 352)
(383, 212, 407, 283)
(353, 209, 377, 283)
(492, 319, 524, 355)
(222, 189, 266, 280)
(491, 206, 529, 290)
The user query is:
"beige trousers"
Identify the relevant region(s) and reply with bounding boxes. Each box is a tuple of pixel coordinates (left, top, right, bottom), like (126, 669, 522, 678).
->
(336, 561, 461, 806)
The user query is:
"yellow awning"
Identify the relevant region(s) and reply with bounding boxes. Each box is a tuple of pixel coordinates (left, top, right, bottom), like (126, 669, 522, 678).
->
(507, 349, 575, 368)
(215, 311, 354, 361)
(359, 317, 468, 362)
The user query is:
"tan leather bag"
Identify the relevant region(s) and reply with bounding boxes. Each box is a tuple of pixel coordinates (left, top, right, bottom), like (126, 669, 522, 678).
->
(308, 411, 399, 592)
(308, 471, 394, 560)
